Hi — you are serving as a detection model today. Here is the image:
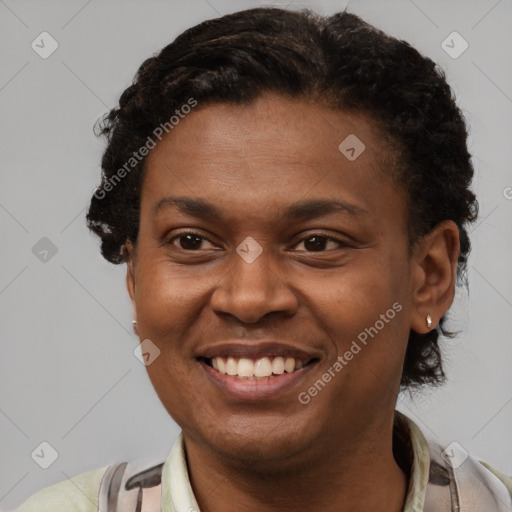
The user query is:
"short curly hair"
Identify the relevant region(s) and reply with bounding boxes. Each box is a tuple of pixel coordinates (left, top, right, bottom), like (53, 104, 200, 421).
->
(87, 7, 478, 389)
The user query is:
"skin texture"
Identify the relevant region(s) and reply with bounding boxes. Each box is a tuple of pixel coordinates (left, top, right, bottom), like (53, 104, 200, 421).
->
(125, 93, 460, 512)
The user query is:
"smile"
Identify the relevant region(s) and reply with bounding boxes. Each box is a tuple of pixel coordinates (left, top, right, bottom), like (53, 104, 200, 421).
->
(196, 341, 321, 400)
(204, 356, 311, 380)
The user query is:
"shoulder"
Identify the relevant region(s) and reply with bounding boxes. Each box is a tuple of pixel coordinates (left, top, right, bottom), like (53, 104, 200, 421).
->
(14, 465, 109, 512)
(398, 411, 512, 510)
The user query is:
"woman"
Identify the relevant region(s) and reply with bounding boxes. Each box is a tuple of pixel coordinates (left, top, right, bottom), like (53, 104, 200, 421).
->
(15, 7, 512, 512)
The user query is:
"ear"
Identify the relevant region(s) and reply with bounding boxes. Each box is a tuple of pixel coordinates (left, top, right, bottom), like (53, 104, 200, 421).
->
(124, 239, 137, 314)
(410, 220, 460, 334)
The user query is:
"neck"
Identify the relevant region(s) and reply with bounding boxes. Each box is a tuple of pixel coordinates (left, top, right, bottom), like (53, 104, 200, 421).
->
(182, 416, 409, 512)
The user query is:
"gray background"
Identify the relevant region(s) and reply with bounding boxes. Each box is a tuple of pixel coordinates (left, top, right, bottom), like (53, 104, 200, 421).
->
(1, 0, 511, 509)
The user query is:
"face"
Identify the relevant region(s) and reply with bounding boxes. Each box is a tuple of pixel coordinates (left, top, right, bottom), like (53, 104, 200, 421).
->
(127, 93, 420, 466)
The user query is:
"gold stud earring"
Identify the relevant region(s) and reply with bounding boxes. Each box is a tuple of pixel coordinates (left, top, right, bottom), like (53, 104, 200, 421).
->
(132, 320, 138, 336)
(426, 314, 433, 329)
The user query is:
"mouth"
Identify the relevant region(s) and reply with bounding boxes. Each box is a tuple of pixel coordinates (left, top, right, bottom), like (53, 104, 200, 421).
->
(199, 355, 317, 380)
(195, 342, 321, 401)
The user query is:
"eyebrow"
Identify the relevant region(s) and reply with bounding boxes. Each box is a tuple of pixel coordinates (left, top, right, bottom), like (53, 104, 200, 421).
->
(153, 196, 368, 221)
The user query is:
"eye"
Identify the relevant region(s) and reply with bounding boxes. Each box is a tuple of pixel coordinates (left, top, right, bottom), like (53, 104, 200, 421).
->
(168, 232, 216, 251)
(293, 234, 348, 252)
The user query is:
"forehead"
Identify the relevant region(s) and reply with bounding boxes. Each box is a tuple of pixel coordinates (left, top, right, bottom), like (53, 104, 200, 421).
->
(141, 93, 403, 224)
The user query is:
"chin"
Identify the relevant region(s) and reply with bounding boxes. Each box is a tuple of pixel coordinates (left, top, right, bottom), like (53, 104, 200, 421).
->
(202, 416, 317, 467)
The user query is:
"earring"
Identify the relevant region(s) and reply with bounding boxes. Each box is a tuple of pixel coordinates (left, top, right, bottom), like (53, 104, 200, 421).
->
(132, 320, 138, 335)
(426, 314, 433, 329)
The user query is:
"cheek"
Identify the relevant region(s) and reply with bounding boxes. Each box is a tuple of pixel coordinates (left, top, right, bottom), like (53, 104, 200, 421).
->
(134, 260, 211, 342)
(306, 255, 410, 385)
(311, 258, 404, 333)
(134, 263, 204, 418)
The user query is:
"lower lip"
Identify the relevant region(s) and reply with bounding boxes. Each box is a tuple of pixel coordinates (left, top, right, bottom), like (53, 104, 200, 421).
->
(199, 360, 316, 401)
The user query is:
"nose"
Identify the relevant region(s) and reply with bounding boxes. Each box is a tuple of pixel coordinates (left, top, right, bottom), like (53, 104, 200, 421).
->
(209, 249, 299, 324)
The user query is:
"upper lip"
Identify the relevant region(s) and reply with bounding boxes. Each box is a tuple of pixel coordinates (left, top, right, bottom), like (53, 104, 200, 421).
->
(197, 341, 321, 362)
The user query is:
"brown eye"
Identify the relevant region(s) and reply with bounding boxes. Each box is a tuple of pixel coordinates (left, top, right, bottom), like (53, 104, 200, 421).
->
(295, 234, 346, 252)
(177, 234, 203, 250)
(169, 232, 214, 251)
(303, 235, 329, 252)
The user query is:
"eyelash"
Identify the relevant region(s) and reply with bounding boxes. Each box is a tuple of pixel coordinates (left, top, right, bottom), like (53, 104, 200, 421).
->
(167, 231, 350, 252)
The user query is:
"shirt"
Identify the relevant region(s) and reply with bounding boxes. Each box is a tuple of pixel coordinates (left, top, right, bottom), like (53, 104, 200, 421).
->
(14, 412, 512, 512)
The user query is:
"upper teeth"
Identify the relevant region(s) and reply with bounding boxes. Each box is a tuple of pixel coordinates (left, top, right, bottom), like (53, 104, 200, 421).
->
(210, 356, 305, 379)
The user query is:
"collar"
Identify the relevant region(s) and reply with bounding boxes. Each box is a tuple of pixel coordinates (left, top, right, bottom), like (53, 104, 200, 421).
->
(161, 433, 199, 512)
(395, 411, 431, 511)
